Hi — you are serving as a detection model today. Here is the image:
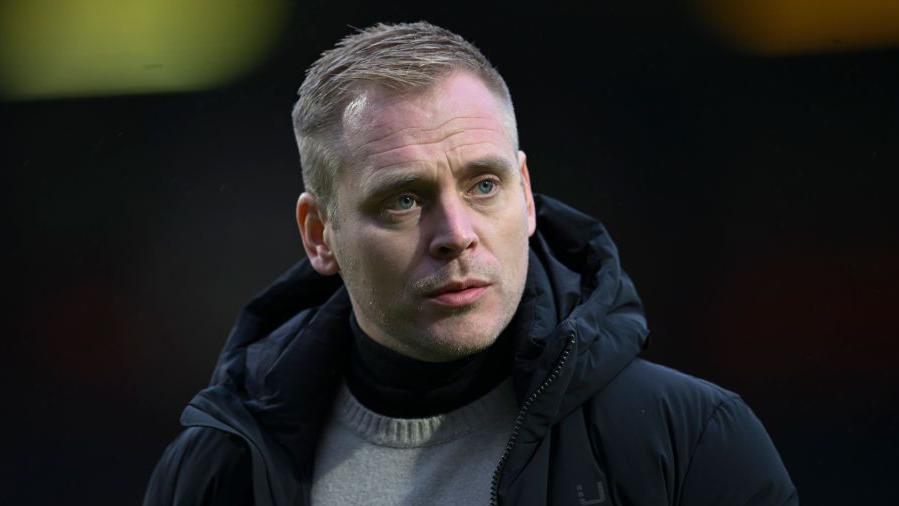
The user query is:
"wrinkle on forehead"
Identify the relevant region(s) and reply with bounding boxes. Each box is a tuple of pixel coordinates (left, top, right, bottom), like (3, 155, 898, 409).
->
(355, 115, 491, 152)
(362, 126, 504, 159)
(339, 72, 517, 179)
(365, 134, 512, 177)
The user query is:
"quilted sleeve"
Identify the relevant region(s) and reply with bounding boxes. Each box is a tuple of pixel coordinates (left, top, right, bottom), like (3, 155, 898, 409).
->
(679, 397, 798, 506)
(143, 427, 254, 506)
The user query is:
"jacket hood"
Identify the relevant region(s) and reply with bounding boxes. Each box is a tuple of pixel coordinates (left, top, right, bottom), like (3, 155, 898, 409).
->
(182, 193, 648, 501)
(511, 194, 649, 447)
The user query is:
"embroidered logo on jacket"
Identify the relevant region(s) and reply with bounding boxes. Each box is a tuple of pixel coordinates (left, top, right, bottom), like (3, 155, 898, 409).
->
(576, 481, 607, 505)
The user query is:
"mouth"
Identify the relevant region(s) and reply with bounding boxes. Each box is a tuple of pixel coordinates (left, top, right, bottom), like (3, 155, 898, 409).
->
(425, 279, 491, 307)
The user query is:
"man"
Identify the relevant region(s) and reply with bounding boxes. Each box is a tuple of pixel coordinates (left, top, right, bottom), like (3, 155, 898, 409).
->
(145, 22, 797, 506)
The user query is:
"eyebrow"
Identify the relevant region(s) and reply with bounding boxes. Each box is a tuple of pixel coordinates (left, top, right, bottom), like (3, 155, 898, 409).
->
(362, 154, 518, 199)
(363, 172, 425, 200)
(463, 155, 517, 175)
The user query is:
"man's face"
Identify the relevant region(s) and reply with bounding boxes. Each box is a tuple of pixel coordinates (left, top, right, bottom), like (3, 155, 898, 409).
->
(315, 72, 535, 362)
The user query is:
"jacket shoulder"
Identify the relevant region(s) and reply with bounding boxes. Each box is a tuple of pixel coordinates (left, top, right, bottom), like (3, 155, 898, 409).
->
(596, 358, 740, 418)
(587, 359, 797, 505)
(143, 427, 253, 506)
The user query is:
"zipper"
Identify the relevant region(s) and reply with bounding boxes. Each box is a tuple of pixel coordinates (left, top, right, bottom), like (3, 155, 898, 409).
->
(489, 331, 577, 506)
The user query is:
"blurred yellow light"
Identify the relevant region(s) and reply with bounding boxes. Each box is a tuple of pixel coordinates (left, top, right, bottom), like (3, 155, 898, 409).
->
(0, 0, 290, 100)
(694, 0, 899, 54)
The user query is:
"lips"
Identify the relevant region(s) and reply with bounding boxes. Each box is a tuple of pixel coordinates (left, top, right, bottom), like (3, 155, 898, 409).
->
(426, 279, 491, 307)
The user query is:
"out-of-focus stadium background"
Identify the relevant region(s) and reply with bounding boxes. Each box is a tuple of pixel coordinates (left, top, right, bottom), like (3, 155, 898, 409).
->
(3, 1, 897, 504)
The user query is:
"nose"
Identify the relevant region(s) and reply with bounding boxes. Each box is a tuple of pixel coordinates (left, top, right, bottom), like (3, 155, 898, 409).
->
(428, 193, 478, 260)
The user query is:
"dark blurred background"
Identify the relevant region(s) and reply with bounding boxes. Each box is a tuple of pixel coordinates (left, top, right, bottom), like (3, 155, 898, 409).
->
(3, 0, 897, 504)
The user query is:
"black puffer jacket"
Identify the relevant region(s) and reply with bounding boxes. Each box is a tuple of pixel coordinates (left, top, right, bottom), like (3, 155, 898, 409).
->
(144, 195, 797, 506)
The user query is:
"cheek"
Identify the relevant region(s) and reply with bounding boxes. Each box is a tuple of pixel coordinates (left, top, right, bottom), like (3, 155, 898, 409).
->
(507, 216, 533, 276)
(347, 228, 420, 286)
(498, 207, 532, 253)
(483, 214, 531, 281)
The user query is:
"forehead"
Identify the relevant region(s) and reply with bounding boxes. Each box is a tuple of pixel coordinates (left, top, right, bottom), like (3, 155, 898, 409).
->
(339, 72, 516, 176)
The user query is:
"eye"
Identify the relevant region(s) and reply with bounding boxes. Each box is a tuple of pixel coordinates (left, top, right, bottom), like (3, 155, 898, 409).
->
(473, 178, 498, 196)
(392, 194, 417, 211)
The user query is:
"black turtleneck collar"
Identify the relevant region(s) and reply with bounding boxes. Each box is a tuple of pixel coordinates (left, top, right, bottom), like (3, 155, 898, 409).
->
(345, 312, 515, 418)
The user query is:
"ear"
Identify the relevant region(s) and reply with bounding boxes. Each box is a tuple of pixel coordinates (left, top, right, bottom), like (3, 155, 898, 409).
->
(518, 150, 537, 237)
(296, 192, 340, 275)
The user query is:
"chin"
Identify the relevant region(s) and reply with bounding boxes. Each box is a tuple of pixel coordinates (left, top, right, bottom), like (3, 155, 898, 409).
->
(420, 317, 503, 360)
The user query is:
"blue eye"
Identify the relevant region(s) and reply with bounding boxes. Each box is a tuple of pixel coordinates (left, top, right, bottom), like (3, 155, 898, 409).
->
(396, 194, 416, 210)
(475, 179, 496, 195)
